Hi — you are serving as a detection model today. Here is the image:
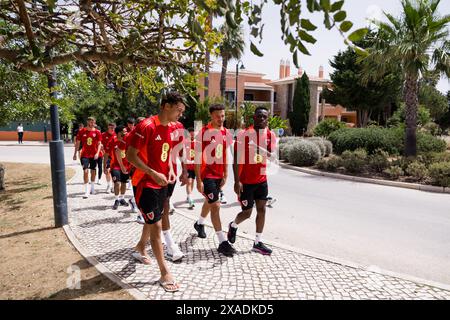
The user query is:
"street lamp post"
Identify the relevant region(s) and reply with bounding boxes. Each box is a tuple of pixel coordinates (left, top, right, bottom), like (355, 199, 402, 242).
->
(235, 60, 244, 130)
(48, 67, 68, 227)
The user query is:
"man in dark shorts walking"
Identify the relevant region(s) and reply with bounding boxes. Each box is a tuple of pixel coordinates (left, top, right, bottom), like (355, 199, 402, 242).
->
(193, 104, 235, 257)
(126, 91, 185, 292)
(109, 125, 131, 210)
(73, 117, 102, 198)
(227, 107, 277, 255)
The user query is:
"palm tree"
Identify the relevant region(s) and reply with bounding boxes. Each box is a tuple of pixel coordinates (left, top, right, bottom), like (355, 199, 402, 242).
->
(219, 24, 245, 98)
(363, 0, 449, 156)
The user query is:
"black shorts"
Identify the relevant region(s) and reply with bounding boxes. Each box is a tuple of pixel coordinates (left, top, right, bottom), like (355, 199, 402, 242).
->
(111, 169, 130, 183)
(81, 157, 97, 170)
(203, 178, 222, 204)
(239, 181, 269, 210)
(167, 182, 176, 198)
(135, 186, 167, 224)
(187, 170, 196, 179)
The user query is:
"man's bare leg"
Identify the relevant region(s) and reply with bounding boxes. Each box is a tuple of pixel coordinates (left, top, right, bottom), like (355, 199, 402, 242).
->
(149, 221, 179, 290)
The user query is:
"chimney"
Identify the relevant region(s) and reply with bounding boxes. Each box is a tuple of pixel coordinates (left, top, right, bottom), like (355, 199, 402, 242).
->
(279, 59, 285, 79)
(285, 59, 291, 77)
(319, 65, 324, 78)
(298, 66, 303, 76)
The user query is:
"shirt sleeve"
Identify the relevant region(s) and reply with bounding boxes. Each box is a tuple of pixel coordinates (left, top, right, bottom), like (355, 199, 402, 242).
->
(128, 120, 150, 150)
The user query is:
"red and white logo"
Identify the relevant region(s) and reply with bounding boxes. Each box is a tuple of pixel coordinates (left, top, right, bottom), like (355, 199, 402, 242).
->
(242, 200, 248, 207)
(208, 193, 214, 200)
(146, 212, 155, 220)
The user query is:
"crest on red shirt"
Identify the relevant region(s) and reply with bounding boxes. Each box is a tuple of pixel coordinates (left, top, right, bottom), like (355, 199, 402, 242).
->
(146, 212, 154, 220)
(93, 134, 96, 137)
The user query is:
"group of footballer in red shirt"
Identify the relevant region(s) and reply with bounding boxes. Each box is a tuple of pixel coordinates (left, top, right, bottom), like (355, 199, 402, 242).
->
(73, 91, 277, 293)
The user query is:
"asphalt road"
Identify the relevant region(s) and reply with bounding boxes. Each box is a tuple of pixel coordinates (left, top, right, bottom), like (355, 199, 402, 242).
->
(2, 143, 449, 285)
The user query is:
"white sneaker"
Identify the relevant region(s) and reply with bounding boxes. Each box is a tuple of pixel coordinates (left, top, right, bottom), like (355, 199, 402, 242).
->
(129, 199, 138, 213)
(267, 197, 277, 207)
(96, 180, 101, 185)
(220, 192, 227, 204)
(105, 185, 111, 193)
(82, 192, 89, 199)
(136, 214, 145, 225)
(166, 245, 184, 262)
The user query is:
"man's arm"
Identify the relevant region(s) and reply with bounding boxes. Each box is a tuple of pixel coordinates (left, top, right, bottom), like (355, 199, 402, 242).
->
(126, 146, 168, 186)
(73, 140, 80, 160)
(115, 147, 128, 174)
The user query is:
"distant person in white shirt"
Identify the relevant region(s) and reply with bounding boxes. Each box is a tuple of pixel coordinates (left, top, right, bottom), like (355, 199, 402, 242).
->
(17, 123, 24, 144)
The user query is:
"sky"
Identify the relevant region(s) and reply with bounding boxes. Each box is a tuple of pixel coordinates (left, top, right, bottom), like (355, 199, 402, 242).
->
(210, 0, 450, 94)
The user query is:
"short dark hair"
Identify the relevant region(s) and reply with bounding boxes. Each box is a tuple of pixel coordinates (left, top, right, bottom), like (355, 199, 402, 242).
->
(127, 117, 135, 125)
(188, 127, 194, 132)
(108, 123, 116, 127)
(255, 106, 269, 114)
(87, 116, 95, 121)
(161, 91, 184, 106)
(209, 103, 225, 114)
(115, 125, 126, 135)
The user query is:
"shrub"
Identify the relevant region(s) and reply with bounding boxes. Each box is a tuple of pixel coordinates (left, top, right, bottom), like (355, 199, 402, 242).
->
(341, 149, 367, 173)
(416, 133, 447, 154)
(279, 136, 300, 145)
(313, 119, 346, 138)
(322, 140, 333, 156)
(316, 158, 328, 170)
(328, 127, 445, 155)
(279, 143, 293, 161)
(329, 128, 402, 155)
(268, 116, 289, 130)
(287, 140, 322, 167)
(368, 149, 390, 173)
(428, 162, 450, 187)
(325, 155, 343, 172)
(422, 122, 442, 136)
(384, 165, 404, 180)
(405, 161, 429, 181)
(306, 137, 326, 157)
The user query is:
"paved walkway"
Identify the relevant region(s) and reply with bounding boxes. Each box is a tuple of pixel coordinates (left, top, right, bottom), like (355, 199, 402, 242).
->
(66, 167, 450, 300)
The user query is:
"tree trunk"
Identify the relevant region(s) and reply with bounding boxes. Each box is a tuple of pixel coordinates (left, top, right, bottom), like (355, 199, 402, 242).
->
(204, 14, 213, 99)
(220, 54, 228, 98)
(404, 73, 419, 157)
(0, 163, 4, 190)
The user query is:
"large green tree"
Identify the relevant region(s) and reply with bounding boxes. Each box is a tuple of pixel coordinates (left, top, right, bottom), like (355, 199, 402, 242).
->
(323, 34, 402, 127)
(289, 73, 311, 135)
(418, 82, 449, 121)
(363, 0, 450, 156)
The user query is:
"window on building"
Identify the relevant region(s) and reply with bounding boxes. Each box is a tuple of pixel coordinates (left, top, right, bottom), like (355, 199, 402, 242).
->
(224, 91, 235, 104)
(244, 93, 254, 101)
(274, 92, 277, 102)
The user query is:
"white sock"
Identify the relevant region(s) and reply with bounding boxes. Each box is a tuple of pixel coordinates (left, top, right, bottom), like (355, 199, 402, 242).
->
(84, 183, 89, 193)
(107, 181, 111, 188)
(255, 233, 262, 244)
(197, 216, 206, 225)
(163, 230, 175, 248)
(216, 231, 226, 244)
(231, 221, 238, 228)
(115, 195, 120, 201)
(90, 182, 95, 189)
(119, 195, 124, 200)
